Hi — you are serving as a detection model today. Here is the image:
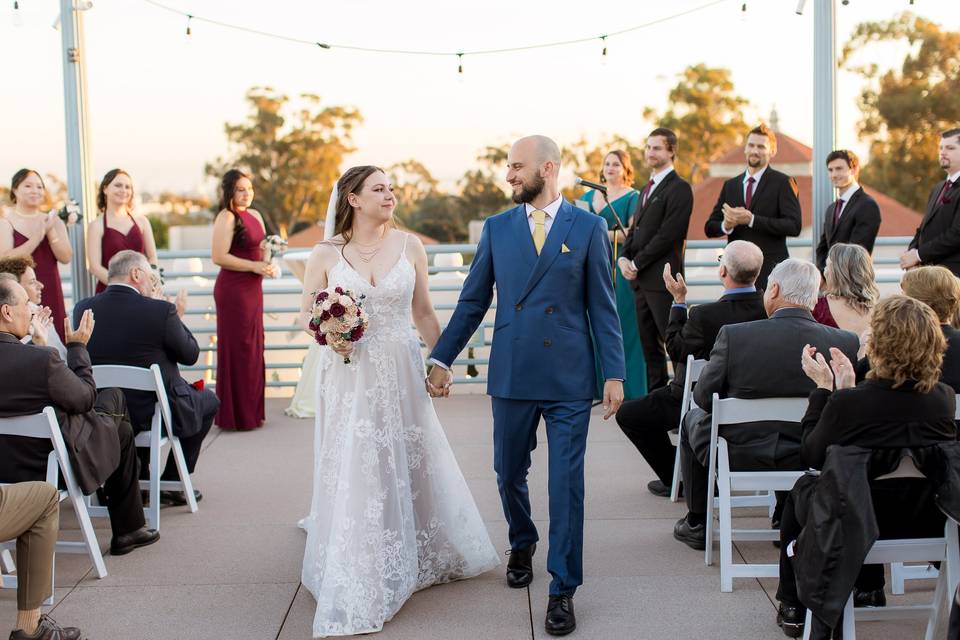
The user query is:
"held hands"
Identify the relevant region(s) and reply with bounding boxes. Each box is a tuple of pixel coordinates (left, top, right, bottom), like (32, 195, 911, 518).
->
(617, 257, 638, 281)
(602, 380, 624, 420)
(801, 344, 855, 391)
(64, 310, 95, 346)
(662, 263, 687, 304)
(899, 249, 921, 270)
(426, 365, 453, 398)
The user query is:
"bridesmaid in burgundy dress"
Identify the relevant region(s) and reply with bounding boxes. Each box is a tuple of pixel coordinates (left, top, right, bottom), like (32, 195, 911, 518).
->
(87, 169, 159, 293)
(0, 169, 72, 340)
(211, 170, 278, 430)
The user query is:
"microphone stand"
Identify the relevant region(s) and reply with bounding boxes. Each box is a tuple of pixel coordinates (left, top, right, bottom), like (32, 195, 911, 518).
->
(597, 188, 628, 290)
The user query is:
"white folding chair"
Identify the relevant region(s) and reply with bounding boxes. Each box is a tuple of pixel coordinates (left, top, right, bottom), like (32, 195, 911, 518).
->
(889, 394, 960, 595)
(0, 407, 108, 597)
(802, 457, 960, 640)
(88, 364, 198, 531)
(704, 394, 809, 592)
(668, 355, 707, 502)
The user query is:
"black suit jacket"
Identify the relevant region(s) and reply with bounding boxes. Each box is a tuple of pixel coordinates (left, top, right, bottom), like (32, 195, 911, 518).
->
(691, 307, 860, 469)
(73, 285, 205, 438)
(704, 168, 802, 285)
(621, 170, 693, 290)
(664, 290, 767, 400)
(909, 178, 960, 276)
(0, 333, 121, 494)
(815, 187, 882, 271)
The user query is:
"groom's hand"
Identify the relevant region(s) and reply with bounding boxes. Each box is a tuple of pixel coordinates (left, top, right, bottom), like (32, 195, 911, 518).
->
(601, 380, 624, 420)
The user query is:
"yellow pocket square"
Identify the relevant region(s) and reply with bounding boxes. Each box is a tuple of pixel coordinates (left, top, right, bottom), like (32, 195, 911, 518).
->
(561, 244, 571, 253)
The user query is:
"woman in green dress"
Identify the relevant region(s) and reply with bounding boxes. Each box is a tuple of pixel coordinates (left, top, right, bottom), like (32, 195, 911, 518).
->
(577, 150, 647, 400)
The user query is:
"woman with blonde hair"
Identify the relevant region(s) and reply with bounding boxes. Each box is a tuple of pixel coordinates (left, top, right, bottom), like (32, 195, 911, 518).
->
(813, 242, 879, 337)
(775, 295, 956, 636)
(900, 265, 960, 391)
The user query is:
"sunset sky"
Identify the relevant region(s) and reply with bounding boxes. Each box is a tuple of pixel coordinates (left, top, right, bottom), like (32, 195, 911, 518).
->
(2, 0, 957, 196)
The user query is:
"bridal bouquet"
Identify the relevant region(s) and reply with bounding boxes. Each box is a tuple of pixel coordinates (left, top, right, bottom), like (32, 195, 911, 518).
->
(309, 287, 369, 364)
(263, 234, 288, 279)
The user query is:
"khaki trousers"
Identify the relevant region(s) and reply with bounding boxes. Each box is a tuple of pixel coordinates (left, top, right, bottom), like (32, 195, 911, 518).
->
(0, 482, 59, 609)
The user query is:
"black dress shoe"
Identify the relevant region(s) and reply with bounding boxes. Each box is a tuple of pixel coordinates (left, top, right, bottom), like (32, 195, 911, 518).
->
(545, 595, 576, 636)
(673, 516, 706, 550)
(8, 615, 83, 640)
(110, 527, 159, 556)
(776, 602, 806, 638)
(647, 479, 670, 497)
(506, 543, 535, 588)
(160, 489, 203, 506)
(853, 587, 886, 608)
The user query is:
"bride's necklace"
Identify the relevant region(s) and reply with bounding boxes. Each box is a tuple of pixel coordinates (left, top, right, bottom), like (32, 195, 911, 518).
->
(351, 229, 386, 263)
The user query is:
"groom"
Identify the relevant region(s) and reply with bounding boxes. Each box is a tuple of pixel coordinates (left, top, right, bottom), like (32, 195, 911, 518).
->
(428, 135, 625, 636)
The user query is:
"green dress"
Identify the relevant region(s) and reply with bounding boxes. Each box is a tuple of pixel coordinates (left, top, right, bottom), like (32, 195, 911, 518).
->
(577, 189, 647, 400)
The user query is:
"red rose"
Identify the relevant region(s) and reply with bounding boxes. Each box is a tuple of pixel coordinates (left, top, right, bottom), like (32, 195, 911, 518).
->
(329, 303, 345, 318)
(356, 309, 361, 316)
(334, 287, 344, 294)
(316, 334, 327, 345)
(191, 379, 205, 391)
(320, 311, 331, 321)
(316, 291, 329, 302)
(350, 327, 364, 341)
(308, 318, 321, 331)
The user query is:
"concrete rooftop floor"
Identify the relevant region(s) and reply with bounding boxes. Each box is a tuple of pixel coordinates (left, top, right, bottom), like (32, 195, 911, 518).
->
(0, 396, 949, 639)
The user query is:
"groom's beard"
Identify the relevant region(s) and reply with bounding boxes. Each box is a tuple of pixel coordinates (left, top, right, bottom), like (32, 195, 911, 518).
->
(511, 174, 545, 204)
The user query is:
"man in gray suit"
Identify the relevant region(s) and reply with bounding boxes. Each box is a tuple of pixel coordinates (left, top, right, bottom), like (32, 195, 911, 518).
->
(671, 259, 860, 550)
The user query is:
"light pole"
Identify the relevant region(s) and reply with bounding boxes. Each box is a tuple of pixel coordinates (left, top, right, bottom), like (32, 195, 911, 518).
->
(59, 0, 95, 303)
(811, 0, 837, 256)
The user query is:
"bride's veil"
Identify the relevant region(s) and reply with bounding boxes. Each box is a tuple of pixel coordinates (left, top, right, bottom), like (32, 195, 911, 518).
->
(323, 183, 339, 241)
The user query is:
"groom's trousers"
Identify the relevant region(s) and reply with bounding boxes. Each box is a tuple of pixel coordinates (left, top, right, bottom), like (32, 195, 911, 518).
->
(491, 397, 592, 597)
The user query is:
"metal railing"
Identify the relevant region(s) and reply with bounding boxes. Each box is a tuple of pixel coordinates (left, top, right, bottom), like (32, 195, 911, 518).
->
(58, 236, 913, 390)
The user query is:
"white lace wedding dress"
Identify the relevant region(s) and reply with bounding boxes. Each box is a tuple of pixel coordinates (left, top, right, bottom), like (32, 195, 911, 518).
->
(301, 239, 499, 638)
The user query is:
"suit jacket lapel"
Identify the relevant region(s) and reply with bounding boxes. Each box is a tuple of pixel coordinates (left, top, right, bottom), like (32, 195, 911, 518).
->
(748, 170, 772, 208)
(830, 188, 862, 241)
(511, 206, 538, 271)
(731, 172, 747, 207)
(517, 201, 575, 304)
(920, 181, 949, 231)
(632, 171, 676, 228)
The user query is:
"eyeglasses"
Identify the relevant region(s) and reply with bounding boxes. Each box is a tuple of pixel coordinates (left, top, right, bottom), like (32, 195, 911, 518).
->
(717, 254, 724, 264)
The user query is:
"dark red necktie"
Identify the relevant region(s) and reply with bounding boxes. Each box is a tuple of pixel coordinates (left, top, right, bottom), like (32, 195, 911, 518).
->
(937, 180, 954, 206)
(641, 179, 655, 207)
(745, 176, 755, 209)
(833, 199, 843, 226)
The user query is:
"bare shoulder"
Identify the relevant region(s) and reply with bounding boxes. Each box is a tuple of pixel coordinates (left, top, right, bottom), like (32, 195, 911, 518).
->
(214, 209, 234, 224)
(132, 213, 152, 228)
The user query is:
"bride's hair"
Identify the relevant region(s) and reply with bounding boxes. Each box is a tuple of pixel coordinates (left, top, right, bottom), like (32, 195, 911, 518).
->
(334, 165, 390, 244)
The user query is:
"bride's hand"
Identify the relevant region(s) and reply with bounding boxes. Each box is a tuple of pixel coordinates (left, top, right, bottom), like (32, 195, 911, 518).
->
(331, 342, 354, 358)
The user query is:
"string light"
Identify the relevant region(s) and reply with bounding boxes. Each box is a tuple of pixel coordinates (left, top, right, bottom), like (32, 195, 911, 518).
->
(600, 36, 608, 64)
(12, 0, 23, 27)
(741, 3, 747, 13)
(456, 53, 463, 76)
(142, 0, 727, 59)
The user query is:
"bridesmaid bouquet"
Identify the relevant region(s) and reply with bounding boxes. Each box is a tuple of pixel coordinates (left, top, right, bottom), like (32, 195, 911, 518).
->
(309, 287, 369, 364)
(263, 235, 288, 279)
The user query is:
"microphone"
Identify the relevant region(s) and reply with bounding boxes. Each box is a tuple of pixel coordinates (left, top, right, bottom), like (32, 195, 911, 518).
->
(575, 177, 606, 193)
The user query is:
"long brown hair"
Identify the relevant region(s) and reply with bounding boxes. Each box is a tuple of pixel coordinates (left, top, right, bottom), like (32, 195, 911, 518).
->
(824, 243, 879, 315)
(333, 165, 386, 245)
(219, 169, 251, 242)
(97, 168, 134, 214)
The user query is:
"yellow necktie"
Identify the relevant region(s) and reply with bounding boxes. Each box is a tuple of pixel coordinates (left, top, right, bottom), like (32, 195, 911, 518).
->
(532, 209, 546, 254)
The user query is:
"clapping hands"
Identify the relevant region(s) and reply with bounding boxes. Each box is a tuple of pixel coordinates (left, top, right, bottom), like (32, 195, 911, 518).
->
(30, 306, 53, 347)
(801, 344, 855, 391)
(662, 263, 687, 304)
(721, 204, 752, 230)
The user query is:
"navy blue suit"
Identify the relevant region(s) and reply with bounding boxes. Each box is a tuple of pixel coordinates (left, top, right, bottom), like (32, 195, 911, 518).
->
(431, 200, 625, 596)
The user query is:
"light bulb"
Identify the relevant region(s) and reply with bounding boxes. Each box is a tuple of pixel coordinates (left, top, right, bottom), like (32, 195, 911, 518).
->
(13, 0, 23, 27)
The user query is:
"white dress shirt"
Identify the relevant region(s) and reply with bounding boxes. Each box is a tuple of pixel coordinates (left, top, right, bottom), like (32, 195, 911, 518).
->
(947, 171, 960, 187)
(525, 194, 563, 238)
(721, 166, 768, 235)
(835, 182, 860, 219)
(640, 166, 674, 205)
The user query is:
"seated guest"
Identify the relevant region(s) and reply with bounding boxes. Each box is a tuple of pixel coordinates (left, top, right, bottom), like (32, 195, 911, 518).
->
(812, 243, 878, 337)
(0, 278, 158, 555)
(0, 482, 83, 640)
(615, 240, 766, 496)
(900, 265, 960, 392)
(0, 257, 66, 357)
(74, 250, 215, 505)
(775, 296, 956, 637)
(672, 259, 860, 550)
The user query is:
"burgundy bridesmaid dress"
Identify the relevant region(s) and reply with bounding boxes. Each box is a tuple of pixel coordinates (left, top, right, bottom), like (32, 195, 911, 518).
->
(13, 229, 66, 341)
(213, 209, 266, 430)
(96, 215, 145, 294)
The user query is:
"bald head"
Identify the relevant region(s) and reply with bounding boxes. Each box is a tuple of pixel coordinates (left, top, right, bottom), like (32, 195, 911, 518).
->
(513, 135, 561, 169)
(722, 240, 763, 287)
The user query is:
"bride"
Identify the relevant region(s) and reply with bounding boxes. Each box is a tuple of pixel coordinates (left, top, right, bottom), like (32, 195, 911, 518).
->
(298, 166, 499, 637)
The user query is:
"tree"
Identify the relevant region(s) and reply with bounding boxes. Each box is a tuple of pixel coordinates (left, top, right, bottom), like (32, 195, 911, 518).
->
(643, 64, 750, 185)
(206, 87, 362, 234)
(842, 13, 960, 211)
(458, 145, 511, 219)
(387, 159, 438, 223)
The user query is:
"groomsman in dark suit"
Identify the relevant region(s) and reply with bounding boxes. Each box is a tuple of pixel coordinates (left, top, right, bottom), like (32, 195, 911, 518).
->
(903, 128, 960, 276)
(618, 127, 694, 390)
(74, 250, 216, 505)
(615, 240, 766, 496)
(815, 149, 881, 271)
(705, 124, 802, 289)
